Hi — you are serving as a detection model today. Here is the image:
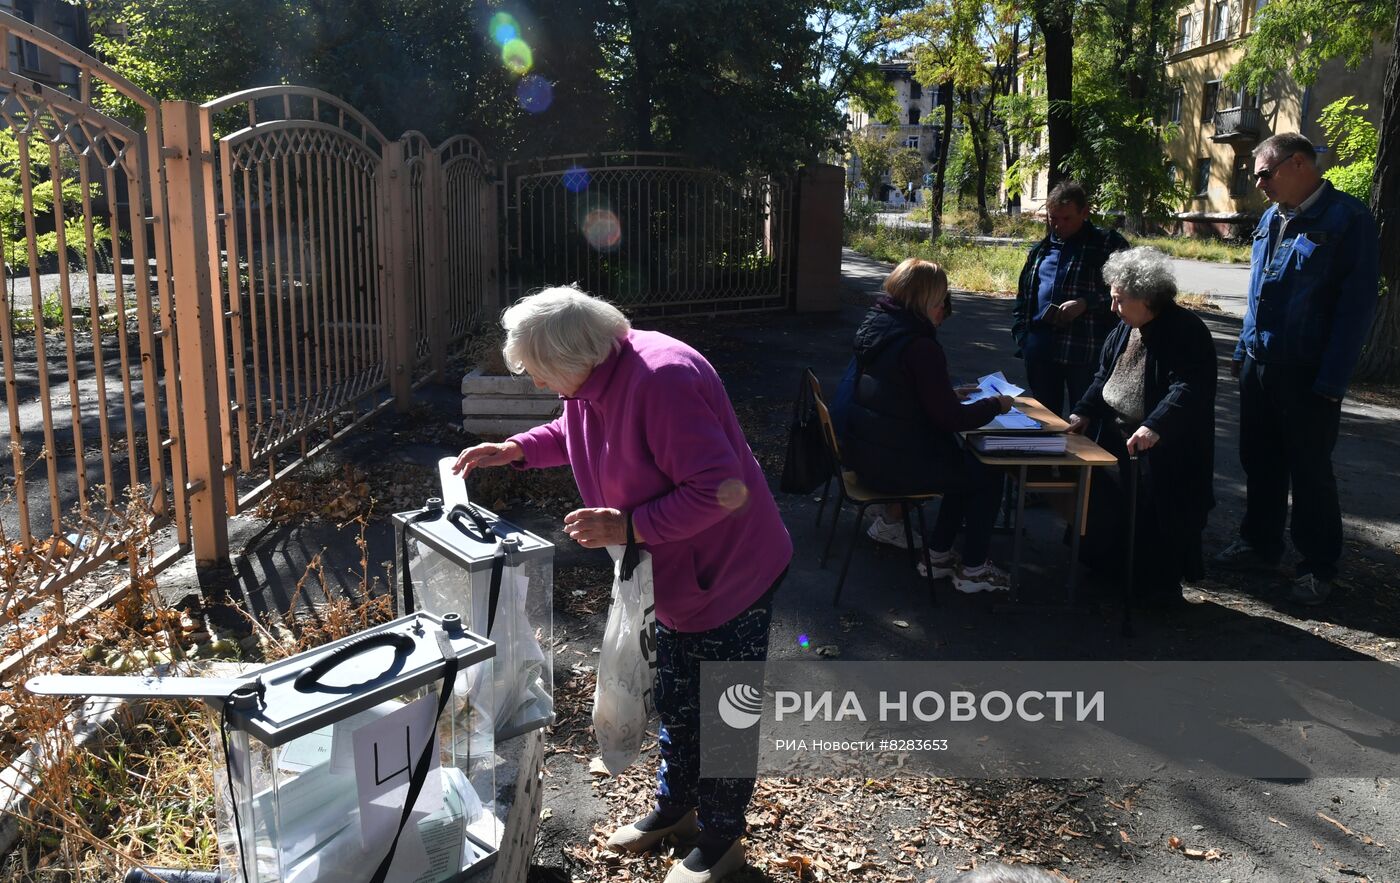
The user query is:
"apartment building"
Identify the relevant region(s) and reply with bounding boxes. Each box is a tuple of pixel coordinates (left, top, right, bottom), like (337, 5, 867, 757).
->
(1, 0, 91, 94)
(1166, 0, 1392, 236)
(847, 61, 950, 202)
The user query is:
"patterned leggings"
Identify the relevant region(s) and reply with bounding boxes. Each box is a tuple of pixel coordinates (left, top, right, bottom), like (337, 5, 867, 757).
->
(653, 580, 779, 843)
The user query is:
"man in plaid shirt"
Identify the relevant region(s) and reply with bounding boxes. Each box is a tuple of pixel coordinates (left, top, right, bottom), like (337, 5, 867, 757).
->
(1012, 182, 1131, 416)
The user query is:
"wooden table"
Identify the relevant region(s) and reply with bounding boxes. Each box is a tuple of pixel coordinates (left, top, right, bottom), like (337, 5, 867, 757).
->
(961, 396, 1118, 602)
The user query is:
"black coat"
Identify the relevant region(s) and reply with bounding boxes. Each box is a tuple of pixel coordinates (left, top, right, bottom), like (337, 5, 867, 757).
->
(1073, 303, 1218, 577)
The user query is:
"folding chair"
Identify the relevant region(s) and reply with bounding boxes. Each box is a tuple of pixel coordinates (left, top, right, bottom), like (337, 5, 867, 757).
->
(805, 369, 941, 606)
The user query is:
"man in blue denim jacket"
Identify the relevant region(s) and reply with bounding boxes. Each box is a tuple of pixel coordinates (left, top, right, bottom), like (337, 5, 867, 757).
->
(1214, 133, 1380, 606)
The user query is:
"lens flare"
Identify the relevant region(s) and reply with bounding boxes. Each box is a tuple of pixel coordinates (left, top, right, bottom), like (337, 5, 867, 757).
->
(489, 12, 519, 46)
(502, 38, 533, 75)
(583, 209, 621, 251)
(516, 75, 553, 113)
(797, 633, 810, 649)
(717, 478, 749, 510)
(562, 165, 590, 193)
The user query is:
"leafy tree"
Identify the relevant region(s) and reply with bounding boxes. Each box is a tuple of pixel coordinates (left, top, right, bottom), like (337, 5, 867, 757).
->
(1317, 96, 1379, 202)
(0, 129, 108, 285)
(1063, 0, 1191, 228)
(809, 0, 921, 129)
(850, 126, 899, 196)
(890, 146, 926, 196)
(886, 0, 1023, 234)
(1228, 0, 1400, 381)
(88, 0, 835, 172)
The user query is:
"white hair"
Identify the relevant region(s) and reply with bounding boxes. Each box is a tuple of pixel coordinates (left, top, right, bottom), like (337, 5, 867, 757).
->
(500, 286, 631, 380)
(1102, 247, 1177, 312)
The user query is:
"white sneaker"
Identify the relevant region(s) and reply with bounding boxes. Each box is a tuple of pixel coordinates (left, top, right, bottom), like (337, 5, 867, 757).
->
(916, 548, 958, 579)
(866, 516, 922, 549)
(953, 561, 1011, 594)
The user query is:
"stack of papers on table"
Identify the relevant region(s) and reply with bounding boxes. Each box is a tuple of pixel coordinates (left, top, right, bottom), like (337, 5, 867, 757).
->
(980, 409, 1042, 431)
(971, 434, 1067, 454)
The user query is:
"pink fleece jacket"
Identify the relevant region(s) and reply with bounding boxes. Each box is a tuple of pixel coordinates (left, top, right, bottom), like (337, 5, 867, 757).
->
(508, 329, 792, 631)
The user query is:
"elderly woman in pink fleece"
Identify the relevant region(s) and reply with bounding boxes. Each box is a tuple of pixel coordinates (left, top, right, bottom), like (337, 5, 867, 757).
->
(453, 286, 791, 883)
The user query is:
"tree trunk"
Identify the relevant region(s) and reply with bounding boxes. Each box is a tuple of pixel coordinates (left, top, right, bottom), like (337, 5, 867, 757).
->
(960, 89, 992, 233)
(929, 79, 955, 242)
(1355, 6, 1400, 382)
(1036, 2, 1075, 188)
(622, 0, 657, 150)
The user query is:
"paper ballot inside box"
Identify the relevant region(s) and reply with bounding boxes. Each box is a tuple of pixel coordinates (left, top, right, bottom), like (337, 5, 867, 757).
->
(389, 462, 556, 740)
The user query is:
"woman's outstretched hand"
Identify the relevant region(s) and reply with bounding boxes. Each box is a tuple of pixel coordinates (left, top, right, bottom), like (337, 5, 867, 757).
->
(563, 507, 636, 548)
(1065, 414, 1088, 435)
(451, 441, 523, 476)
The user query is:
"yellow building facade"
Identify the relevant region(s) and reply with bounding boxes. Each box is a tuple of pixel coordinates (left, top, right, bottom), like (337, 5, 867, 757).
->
(1166, 0, 1392, 236)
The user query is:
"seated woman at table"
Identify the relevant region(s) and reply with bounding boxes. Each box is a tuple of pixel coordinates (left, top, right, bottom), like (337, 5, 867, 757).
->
(841, 257, 1016, 593)
(1066, 247, 1217, 608)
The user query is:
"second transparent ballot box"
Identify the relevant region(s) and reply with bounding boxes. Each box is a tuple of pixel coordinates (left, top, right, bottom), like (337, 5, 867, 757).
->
(212, 612, 499, 883)
(393, 501, 555, 741)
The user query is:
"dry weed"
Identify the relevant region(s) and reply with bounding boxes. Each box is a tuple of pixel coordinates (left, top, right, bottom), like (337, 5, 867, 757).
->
(1, 503, 393, 879)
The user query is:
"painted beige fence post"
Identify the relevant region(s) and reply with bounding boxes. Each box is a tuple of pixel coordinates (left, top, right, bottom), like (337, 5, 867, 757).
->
(161, 100, 229, 565)
(422, 144, 449, 381)
(382, 140, 414, 409)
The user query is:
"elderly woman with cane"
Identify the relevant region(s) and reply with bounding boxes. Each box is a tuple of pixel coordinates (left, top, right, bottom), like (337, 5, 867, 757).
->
(1067, 247, 1218, 609)
(452, 286, 791, 883)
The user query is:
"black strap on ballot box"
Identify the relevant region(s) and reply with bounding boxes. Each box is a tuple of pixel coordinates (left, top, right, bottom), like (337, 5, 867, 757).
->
(368, 628, 461, 883)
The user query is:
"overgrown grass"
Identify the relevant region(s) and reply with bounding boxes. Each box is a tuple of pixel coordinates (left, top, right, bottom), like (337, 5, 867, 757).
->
(904, 204, 1044, 240)
(845, 224, 1026, 294)
(1132, 235, 1250, 264)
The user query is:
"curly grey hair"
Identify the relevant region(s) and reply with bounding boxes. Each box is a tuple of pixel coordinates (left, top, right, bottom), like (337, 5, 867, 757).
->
(1101, 246, 1177, 313)
(501, 285, 631, 381)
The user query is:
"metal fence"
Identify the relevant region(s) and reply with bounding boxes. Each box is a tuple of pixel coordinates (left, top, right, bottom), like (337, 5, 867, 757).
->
(503, 153, 794, 315)
(0, 11, 186, 675)
(1, 21, 801, 677)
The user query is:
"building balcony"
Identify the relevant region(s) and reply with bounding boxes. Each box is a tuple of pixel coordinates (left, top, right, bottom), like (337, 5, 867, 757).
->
(1211, 106, 1262, 143)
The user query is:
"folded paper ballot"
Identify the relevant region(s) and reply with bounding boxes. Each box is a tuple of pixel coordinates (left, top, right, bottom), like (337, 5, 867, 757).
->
(963, 371, 1025, 403)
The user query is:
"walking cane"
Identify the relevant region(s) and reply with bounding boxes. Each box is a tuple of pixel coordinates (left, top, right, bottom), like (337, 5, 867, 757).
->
(1121, 454, 1140, 638)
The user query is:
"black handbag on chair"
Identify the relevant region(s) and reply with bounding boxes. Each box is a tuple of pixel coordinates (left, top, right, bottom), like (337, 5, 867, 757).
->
(779, 370, 832, 494)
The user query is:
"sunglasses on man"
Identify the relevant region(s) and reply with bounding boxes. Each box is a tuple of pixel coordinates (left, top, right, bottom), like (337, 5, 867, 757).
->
(1253, 153, 1295, 182)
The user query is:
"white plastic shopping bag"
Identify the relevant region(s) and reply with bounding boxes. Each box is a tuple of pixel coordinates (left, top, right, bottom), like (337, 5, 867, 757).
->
(593, 540, 658, 774)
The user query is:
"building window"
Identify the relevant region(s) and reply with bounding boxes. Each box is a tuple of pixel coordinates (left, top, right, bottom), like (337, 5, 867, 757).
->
(909, 107, 921, 126)
(1211, 2, 1232, 41)
(1231, 155, 1252, 196)
(1030, 173, 1038, 199)
(1166, 163, 1179, 185)
(1169, 86, 1184, 123)
(910, 80, 922, 100)
(1194, 158, 1213, 196)
(1202, 80, 1221, 121)
(904, 136, 920, 150)
(1177, 13, 1197, 51)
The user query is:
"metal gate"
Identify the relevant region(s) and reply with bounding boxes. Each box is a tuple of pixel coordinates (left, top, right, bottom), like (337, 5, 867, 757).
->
(503, 152, 793, 315)
(2, 18, 803, 674)
(0, 11, 185, 673)
(185, 86, 397, 515)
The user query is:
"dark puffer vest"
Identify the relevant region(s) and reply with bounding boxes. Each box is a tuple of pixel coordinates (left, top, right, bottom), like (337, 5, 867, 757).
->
(841, 302, 961, 491)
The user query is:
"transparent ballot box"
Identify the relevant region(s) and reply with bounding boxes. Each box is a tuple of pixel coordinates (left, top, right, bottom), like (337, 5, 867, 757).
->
(393, 501, 554, 741)
(212, 613, 499, 883)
